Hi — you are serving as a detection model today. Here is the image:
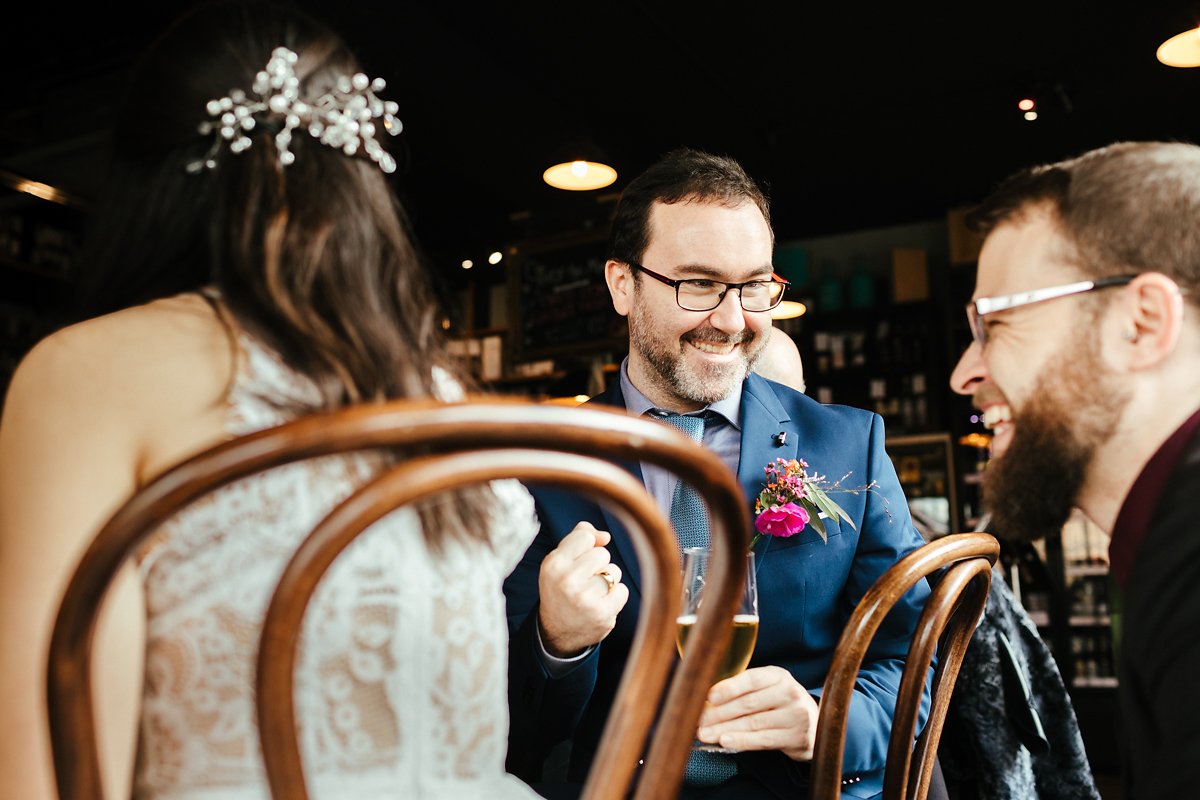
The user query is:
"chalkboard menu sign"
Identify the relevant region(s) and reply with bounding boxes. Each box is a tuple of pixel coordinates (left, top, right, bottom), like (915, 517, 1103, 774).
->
(511, 233, 628, 358)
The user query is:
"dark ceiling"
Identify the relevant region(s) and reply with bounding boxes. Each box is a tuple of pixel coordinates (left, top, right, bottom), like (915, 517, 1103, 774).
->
(6, 2, 1200, 285)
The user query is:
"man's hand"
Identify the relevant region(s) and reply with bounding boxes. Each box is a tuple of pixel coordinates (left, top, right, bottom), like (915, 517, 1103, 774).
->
(537, 522, 629, 657)
(696, 666, 820, 761)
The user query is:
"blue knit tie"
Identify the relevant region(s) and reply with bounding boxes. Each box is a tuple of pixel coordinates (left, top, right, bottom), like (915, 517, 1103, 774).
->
(656, 411, 738, 788)
(658, 412, 712, 551)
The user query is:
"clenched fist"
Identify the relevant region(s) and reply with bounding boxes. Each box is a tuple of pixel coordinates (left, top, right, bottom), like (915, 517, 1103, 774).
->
(537, 522, 630, 657)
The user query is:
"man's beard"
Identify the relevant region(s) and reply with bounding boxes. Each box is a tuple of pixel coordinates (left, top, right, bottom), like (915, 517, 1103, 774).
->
(982, 337, 1130, 542)
(627, 303, 765, 407)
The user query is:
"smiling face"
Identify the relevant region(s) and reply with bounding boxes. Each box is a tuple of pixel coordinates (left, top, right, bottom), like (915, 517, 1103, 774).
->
(950, 205, 1132, 539)
(953, 210, 1080, 458)
(607, 199, 775, 411)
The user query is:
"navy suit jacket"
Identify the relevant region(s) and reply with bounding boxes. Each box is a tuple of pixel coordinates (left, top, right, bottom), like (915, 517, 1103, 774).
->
(504, 373, 931, 799)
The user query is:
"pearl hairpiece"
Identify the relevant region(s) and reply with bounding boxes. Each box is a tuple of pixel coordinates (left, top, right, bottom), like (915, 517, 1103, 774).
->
(186, 46, 402, 174)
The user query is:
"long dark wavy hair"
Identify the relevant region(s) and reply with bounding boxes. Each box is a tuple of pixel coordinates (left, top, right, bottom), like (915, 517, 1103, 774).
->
(79, 0, 492, 545)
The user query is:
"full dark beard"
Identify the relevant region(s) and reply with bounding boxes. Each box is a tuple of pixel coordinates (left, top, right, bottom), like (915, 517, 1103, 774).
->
(982, 340, 1129, 543)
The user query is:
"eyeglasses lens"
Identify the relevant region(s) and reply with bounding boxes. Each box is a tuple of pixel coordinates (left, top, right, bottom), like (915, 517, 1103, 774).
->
(677, 281, 783, 312)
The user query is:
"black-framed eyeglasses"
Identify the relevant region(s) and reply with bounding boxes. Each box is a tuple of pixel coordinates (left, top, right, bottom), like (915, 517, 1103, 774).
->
(625, 261, 788, 312)
(966, 274, 1137, 347)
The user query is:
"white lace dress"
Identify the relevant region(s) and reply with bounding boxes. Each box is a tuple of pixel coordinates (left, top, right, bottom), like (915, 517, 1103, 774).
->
(132, 333, 541, 799)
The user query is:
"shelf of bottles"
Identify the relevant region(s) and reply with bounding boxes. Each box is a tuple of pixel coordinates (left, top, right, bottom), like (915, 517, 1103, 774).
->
(780, 300, 951, 437)
(1019, 509, 1118, 690)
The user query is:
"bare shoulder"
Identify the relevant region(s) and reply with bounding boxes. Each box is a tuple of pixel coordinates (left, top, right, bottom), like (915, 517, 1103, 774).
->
(25, 291, 227, 371)
(13, 294, 227, 402)
(4, 292, 236, 481)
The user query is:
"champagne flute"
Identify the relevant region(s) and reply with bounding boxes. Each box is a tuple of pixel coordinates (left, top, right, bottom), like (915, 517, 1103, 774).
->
(676, 547, 759, 752)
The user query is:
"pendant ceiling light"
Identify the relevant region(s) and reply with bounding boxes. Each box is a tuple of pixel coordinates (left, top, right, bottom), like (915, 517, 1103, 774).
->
(771, 300, 807, 320)
(542, 138, 617, 191)
(543, 159, 617, 191)
(1157, 23, 1200, 67)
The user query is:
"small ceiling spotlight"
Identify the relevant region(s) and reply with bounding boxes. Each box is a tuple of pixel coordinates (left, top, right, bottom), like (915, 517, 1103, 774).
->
(1024, 110, 1038, 121)
(1018, 97, 1036, 111)
(462, 259, 474, 270)
(488, 251, 503, 265)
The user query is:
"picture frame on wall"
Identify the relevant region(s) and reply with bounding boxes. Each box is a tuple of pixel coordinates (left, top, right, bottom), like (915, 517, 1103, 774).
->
(885, 432, 961, 538)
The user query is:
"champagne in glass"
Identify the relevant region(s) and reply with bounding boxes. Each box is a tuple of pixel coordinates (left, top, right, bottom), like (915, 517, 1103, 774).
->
(676, 548, 759, 683)
(677, 548, 758, 753)
(675, 613, 759, 682)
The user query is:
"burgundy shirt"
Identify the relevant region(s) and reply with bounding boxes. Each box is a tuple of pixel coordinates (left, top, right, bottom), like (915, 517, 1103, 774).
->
(1108, 406, 1200, 589)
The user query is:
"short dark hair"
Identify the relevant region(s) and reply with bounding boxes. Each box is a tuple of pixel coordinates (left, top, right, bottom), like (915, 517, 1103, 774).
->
(967, 141, 1200, 300)
(607, 147, 772, 265)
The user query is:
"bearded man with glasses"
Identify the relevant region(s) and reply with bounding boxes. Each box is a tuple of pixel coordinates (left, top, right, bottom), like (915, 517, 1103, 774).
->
(504, 148, 932, 799)
(950, 141, 1200, 800)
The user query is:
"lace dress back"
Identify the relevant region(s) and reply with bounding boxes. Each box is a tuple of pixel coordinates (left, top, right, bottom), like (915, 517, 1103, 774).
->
(133, 330, 540, 799)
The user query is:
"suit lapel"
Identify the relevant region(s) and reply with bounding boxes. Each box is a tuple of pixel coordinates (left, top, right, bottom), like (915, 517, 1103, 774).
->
(737, 375, 796, 504)
(738, 375, 803, 557)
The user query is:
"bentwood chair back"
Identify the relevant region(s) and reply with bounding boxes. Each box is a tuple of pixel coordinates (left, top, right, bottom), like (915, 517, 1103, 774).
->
(47, 397, 751, 800)
(810, 532, 999, 800)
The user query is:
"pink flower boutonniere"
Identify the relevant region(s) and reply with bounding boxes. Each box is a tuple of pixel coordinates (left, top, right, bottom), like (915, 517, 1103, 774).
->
(751, 457, 875, 548)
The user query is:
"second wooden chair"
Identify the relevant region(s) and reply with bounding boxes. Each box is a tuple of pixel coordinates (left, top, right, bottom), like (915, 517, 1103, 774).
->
(810, 531, 999, 800)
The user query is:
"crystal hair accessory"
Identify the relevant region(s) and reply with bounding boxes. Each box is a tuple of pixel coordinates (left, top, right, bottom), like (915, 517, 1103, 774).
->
(186, 46, 402, 174)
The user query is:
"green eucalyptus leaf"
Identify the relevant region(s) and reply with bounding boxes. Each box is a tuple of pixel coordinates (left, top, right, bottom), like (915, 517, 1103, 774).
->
(816, 489, 857, 531)
(807, 511, 827, 542)
(811, 490, 839, 520)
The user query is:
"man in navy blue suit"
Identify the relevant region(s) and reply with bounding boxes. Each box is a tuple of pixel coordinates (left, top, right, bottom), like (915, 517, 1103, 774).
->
(504, 148, 930, 799)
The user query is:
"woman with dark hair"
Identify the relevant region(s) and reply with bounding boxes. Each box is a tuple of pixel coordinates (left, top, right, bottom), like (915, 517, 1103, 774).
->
(0, 2, 541, 797)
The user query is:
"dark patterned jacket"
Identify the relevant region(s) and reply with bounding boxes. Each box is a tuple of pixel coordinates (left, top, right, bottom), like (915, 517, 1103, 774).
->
(939, 566, 1100, 799)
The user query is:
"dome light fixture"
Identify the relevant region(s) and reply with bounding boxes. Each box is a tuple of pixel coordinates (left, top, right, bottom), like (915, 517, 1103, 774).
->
(1157, 23, 1200, 67)
(543, 159, 617, 191)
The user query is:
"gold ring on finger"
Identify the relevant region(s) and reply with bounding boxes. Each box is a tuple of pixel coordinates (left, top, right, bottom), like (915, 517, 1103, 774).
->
(596, 567, 617, 594)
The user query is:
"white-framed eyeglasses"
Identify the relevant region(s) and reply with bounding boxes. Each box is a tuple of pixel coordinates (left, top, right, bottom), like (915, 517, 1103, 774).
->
(966, 274, 1137, 347)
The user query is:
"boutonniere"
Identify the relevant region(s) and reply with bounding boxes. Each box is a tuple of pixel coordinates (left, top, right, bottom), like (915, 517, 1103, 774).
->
(751, 457, 874, 548)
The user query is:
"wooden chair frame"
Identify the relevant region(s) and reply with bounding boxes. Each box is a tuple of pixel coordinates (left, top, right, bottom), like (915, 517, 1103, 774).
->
(810, 532, 999, 800)
(47, 397, 751, 800)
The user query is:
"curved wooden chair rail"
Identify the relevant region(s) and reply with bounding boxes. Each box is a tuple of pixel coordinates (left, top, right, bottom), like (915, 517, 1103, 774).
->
(46, 397, 751, 800)
(810, 531, 999, 800)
